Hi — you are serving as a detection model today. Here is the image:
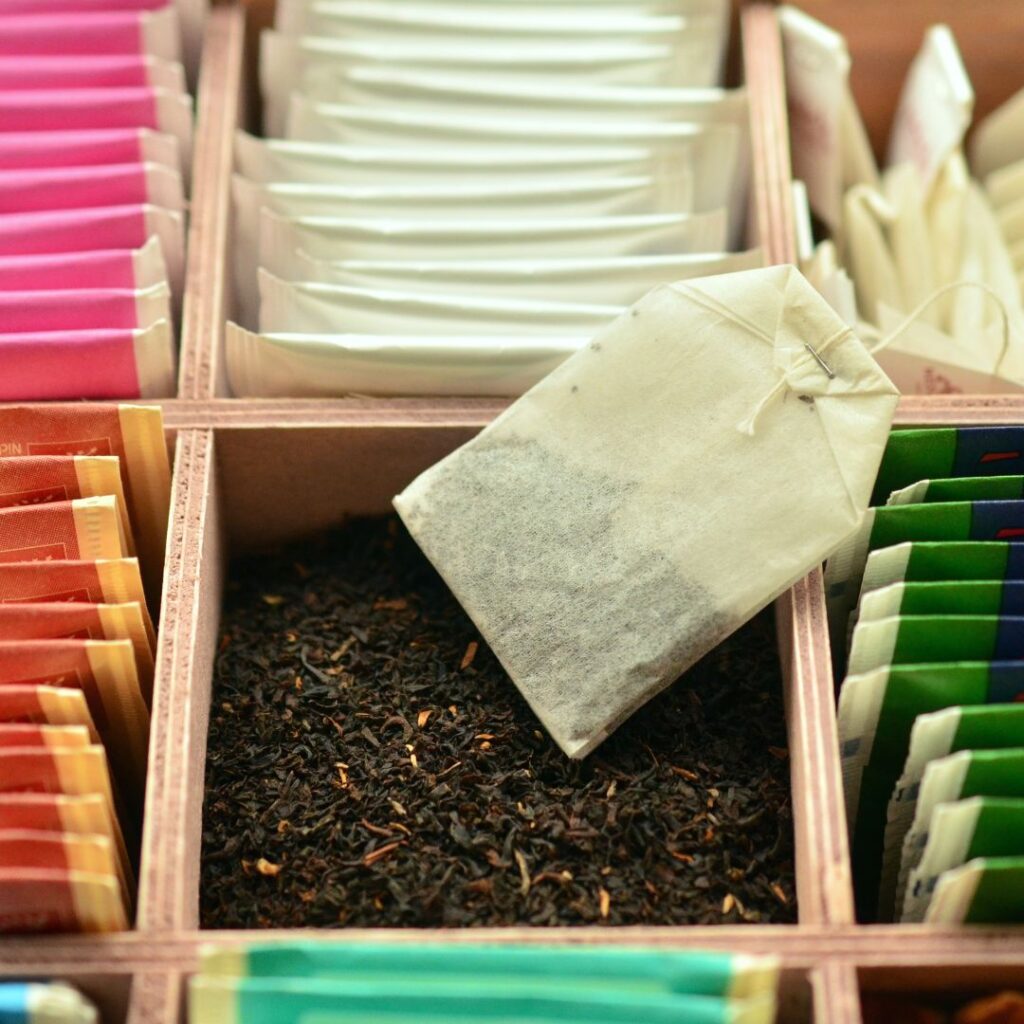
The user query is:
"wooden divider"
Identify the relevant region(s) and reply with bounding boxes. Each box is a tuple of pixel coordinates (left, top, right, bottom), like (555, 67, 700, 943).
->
(3, 5, 1024, 1024)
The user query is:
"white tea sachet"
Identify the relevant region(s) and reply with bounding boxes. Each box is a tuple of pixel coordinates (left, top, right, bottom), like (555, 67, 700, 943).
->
(394, 266, 899, 757)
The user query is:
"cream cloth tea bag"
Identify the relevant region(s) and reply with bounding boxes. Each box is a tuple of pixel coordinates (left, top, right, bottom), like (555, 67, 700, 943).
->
(395, 266, 899, 758)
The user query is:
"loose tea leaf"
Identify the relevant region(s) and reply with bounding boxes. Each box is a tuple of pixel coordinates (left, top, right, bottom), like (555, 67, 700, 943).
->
(201, 517, 795, 928)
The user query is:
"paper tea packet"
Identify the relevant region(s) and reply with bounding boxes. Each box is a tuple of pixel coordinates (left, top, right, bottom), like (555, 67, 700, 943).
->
(190, 976, 776, 1024)
(825, 500, 1024, 652)
(858, 581, 1024, 620)
(395, 266, 899, 757)
(921, 855, 1024, 924)
(891, 748, 1024, 917)
(860, 541, 1024, 596)
(887, 474, 1024, 504)
(837, 659, 1023, 916)
(199, 942, 779, 1000)
(901, 797, 1024, 922)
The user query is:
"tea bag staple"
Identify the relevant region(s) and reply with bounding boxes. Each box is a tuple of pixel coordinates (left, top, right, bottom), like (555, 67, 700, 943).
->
(395, 266, 899, 757)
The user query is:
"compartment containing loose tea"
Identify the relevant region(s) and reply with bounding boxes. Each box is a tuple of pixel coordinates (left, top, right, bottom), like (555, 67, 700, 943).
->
(859, 964, 1024, 1024)
(196, 423, 798, 929)
(0, 403, 175, 935)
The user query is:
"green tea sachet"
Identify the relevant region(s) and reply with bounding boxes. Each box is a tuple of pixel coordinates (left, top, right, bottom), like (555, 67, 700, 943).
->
(858, 580, 1024, 620)
(901, 797, 1024, 922)
(887, 474, 1024, 505)
(889, 747, 1024, 914)
(199, 943, 779, 1000)
(923, 855, 1024, 924)
(825, 501, 1024, 658)
(847, 615, 1024, 676)
(860, 541, 1024, 594)
(872, 426, 1024, 505)
(836, 660, 1024, 917)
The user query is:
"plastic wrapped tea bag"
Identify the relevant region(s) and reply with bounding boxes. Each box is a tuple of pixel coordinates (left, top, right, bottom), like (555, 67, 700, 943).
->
(395, 266, 898, 757)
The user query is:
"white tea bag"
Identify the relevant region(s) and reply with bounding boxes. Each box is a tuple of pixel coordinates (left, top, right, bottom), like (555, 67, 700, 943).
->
(296, 250, 764, 306)
(226, 324, 582, 399)
(779, 5, 878, 233)
(394, 266, 899, 757)
(278, 1, 712, 49)
(972, 85, 1024, 180)
(252, 208, 728, 326)
(260, 34, 726, 135)
(887, 25, 973, 188)
(314, 66, 747, 127)
(234, 131, 695, 189)
(286, 104, 747, 241)
(257, 272, 623, 336)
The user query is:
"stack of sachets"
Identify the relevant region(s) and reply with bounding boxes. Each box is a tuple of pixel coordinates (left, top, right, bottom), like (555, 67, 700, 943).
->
(0, 0, 207, 402)
(226, 0, 761, 398)
(828, 425, 1024, 925)
(190, 942, 780, 1024)
(781, 9, 1024, 395)
(0, 981, 98, 1023)
(0, 404, 171, 934)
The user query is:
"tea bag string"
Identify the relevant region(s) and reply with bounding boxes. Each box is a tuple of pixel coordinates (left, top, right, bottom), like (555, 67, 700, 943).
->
(865, 281, 1013, 373)
(737, 324, 851, 436)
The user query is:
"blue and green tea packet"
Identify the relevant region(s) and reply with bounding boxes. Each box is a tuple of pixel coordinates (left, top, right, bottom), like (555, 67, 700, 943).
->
(858, 580, 1024, 620)
(901, 797, 1024, 922)
(888, 747, 1024, 917)
(825, 501, 1024, 655)
(836, 660, 1024, 918)
(188, 977, 777, 1024)
(897, 703, 1024, 794)
(887, 474, 1024, 505)
(923, 855, 1024, 924)
(872, 426, 1024, 506)
(199, 943, 778, 1000)
(847, 615, 1024, 676)
(0, 982, 97, 1024)
(860, 541, 1024, 593)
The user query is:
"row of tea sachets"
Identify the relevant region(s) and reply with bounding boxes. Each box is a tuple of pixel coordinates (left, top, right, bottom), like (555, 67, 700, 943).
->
(0, 0, 207, 402)
(828, 425, 1024, 924)
(0, 405, 172, 934)
(0, 982, 98, 1024)
(190, 942, 781, 1024)
(226, 0, 761, 398)
(781, 9, 1024, 396)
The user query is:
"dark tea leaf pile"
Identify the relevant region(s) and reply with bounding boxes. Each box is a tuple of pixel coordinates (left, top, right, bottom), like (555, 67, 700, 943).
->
(201, 517, 796, 928)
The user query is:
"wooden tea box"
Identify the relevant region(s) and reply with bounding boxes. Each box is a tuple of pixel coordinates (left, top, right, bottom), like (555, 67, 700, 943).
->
(1, 3, 1023, 1024)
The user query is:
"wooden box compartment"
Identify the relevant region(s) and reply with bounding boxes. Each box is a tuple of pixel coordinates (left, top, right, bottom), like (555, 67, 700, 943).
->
(3, 2, 1024, 1023)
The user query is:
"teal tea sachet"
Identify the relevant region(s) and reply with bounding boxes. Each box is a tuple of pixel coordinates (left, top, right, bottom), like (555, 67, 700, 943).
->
(395, 265, 898, 757)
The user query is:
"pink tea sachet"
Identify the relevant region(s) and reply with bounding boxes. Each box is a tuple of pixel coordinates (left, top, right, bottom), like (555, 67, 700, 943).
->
(0, 2, 194, 401)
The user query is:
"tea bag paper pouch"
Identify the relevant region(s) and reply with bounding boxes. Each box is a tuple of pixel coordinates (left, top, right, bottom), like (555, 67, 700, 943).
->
(778, 5, 878, 234)
(395, 266, 899, 757)
(887, 25, 973, 189)
(972, 85, 1024, 181)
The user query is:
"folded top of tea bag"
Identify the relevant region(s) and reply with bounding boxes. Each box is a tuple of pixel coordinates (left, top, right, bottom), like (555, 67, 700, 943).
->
(396, 266, 898, 757)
